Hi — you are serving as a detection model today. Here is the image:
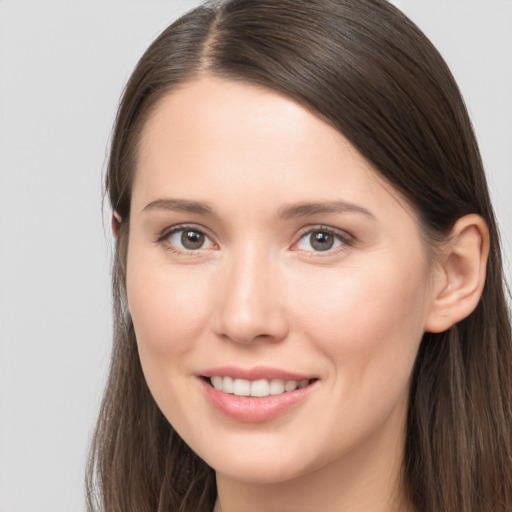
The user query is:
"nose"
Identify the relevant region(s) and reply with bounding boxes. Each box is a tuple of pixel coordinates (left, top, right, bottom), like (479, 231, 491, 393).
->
(212, 246, 289, 345)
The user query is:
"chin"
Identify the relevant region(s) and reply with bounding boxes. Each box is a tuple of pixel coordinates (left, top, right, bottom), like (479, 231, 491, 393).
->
(190, 430, 329, 485)
(210, 455, 313, 485)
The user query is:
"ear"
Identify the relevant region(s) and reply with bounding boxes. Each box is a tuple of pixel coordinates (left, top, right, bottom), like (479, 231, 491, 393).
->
(111, 211, 122, 239)
(425, 214, 490, 333)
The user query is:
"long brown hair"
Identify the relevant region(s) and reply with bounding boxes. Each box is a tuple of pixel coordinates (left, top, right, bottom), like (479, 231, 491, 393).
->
(87, 1, 512, 511)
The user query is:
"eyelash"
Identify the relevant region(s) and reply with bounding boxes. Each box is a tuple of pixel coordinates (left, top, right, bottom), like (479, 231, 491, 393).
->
(293, 226, 354, 255)
(156, 225, 216, 255)
(156, 224, 355, 256)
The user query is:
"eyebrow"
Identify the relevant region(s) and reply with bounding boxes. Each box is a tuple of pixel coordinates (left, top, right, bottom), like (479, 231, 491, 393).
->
(278, 200, 376, 220)
(142, 198, 216, 216)
(142, 197, 375, 221)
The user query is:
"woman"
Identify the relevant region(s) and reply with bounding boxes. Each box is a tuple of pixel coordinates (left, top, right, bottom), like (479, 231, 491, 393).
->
(87, 0, 512, 511)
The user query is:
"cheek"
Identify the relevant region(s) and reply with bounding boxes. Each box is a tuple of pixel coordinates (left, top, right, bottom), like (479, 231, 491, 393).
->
(291, 253, 430, 397)
(125, 248, 217, 429)
(126, 246, 215, 360)
(301, 262, 426, 330)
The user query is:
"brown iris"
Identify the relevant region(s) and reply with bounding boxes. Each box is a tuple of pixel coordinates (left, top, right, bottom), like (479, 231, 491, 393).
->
(181, 230, 205, 250)
(310, 231, 335, 251)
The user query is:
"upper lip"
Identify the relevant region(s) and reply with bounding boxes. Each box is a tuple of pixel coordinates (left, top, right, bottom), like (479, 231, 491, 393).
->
(200, 366, 315, 381)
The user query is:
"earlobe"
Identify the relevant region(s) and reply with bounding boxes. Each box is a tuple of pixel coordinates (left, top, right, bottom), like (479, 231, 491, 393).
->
(425, 214, 489, 333)
(112, 211, 123, 239)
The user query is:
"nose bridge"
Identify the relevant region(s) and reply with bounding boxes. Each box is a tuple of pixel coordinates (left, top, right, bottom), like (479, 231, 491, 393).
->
(214, 240, 288, 344)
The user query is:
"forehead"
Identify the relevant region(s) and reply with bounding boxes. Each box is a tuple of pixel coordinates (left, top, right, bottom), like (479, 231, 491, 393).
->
(133, 77, 415, 223)
(137, 77, 352, 173)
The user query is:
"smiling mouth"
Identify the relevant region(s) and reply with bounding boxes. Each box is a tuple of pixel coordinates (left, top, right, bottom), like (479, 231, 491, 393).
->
(205, 376, 317, 398)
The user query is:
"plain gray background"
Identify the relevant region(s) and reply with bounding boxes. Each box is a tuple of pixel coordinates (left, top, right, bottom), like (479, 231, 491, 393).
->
(0, 1, 510, 511)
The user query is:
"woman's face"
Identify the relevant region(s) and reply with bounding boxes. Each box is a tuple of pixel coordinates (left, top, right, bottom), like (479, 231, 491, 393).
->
(126, 78, 439, 484)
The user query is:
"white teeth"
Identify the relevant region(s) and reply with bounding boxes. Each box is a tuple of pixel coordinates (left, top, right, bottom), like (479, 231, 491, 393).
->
(233, 378, 251, 396)
(223, 376, 234, 394)
(209, 376, 311, 397)
(251, 379, 270, 397)
(211, 376, 223, 390)
(269, 379, 285, 395)
(284, 380, 298, 392)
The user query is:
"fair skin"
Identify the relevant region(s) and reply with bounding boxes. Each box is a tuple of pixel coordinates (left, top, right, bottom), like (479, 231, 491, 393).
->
(122, 78, 488, 512)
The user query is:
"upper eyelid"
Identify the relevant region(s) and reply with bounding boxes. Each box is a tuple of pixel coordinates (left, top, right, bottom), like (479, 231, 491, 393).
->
(158, 225, 217, 255)
(295, 225, 354, 241)
(291, 225, 355, 252)
(157, 223, 213, 240)
(155, 223, 354, 248)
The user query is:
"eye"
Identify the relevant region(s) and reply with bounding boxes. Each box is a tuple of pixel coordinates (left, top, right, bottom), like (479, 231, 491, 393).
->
(295, 228, 348, 252)
(165, 227, 215, 252)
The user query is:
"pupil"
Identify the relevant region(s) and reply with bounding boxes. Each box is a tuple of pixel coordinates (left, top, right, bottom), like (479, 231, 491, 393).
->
(311, 232, 333, 251)
(181, 230, 204, 250)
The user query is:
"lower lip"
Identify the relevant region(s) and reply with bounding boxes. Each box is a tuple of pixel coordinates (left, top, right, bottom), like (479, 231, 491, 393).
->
(199, 378, 316, 423)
